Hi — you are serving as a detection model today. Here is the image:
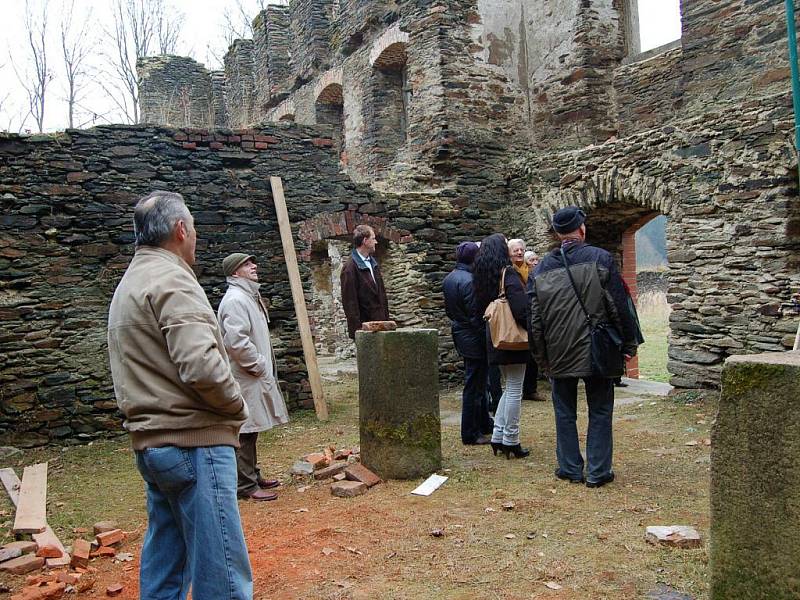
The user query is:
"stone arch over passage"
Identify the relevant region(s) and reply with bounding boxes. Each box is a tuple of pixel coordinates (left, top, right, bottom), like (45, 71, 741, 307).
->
(367, 26, 411, 174)
(314, 69, 345, 163)
(533, 168, 678, 382)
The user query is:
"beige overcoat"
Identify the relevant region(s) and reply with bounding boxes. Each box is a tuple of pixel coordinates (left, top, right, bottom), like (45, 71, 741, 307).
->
(218, 277, 289, 434)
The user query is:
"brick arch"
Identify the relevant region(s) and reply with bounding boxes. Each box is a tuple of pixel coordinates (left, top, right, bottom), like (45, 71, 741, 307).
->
(296, 211, 412, 261)
(314, 68, 344, 104)
(369, 26, 410, 70)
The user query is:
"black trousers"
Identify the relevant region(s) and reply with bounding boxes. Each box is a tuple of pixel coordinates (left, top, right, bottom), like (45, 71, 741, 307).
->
(522, 356, 539, 397)
(462, 357, 494, 443)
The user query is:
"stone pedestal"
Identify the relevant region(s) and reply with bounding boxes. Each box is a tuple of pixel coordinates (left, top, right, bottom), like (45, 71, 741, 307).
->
(711, 352, 800, 600)
(356, 328, 441, 480)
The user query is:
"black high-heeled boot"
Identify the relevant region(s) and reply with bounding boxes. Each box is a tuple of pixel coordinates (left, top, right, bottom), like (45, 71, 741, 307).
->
(490, 442, 505, 456)
(503, 444, 530, 459)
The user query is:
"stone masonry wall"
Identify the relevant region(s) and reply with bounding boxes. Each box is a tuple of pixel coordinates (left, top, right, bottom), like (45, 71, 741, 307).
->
(509, 92, 800, 388)
(224, 40, 256, 128)
(290, 0, 335, 86)
(253, 6, 292, 114)
(0, 120, 507, 445)
(138, 56, 215, 128)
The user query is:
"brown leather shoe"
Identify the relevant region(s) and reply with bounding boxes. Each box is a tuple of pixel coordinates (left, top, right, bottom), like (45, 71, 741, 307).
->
(257, 478, 280, 489)
(240, 489, 278, 501)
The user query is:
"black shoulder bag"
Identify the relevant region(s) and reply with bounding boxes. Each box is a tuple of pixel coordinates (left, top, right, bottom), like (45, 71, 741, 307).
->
(560, 247, 625, 378)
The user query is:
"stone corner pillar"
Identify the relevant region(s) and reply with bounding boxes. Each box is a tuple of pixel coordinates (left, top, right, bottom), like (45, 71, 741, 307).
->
(711, 351, 800, 600)
(356, 328, 441, 480)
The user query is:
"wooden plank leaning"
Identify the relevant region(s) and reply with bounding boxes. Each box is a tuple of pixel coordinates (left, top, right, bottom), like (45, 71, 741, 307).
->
(13, 463, 48, 534)
(269, 176, 328, 420)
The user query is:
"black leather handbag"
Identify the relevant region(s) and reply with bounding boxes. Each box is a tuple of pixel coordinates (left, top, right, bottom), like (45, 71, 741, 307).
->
(560, 248, 625, 378)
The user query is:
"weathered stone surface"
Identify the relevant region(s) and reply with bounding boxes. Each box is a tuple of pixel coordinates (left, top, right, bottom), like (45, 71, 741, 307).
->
(357, 329, 441, 480)
(3, 541, 38, 555)
(645, 526, 702, 549)
(711, 352, 800, 599)
(290, 461, 314, 476)
(330, 481, 367, 498)
(0, 547, 22, 563)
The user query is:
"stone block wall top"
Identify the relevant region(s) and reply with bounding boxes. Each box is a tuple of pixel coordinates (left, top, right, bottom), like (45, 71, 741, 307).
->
(711, 350, 800, 599)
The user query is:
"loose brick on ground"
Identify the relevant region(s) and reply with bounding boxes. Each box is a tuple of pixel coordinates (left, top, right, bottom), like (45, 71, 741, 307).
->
(330, 481, 367, 498)
(95, 529, 125, 547)
(106, 583, 123, 596)
(344, 463, 381, 488)
(3, 541, 38, 555)
(314, 461, 348, 480)
(92, 522, 117, 535)
(0, 554, 45, 574)
(70, 540, 91, 569)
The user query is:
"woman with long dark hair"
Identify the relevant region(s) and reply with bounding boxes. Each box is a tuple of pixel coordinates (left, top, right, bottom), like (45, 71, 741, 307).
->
(472, 233, 530, 459)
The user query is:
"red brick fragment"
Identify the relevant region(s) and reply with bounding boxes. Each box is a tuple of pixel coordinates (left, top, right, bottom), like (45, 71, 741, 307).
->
(90, 547, 116, 558)
(361, 321, 397, 332)
(182, 142, 197, 150)
(345, 463, 381, 488)
(35, 544, 63, 559)
(11, 581, 66, 600)
(305, 452, 330, 469)
(209, 142, 224, 150)
(173, 133, 188, 141)
(0, 554, 45, 574)
(92, 522, 117, 535)
(312, 138, 334, 147)
(254, 142, 269, 149)
(70, 539, 91, 569)
(95, 529, 125, 547)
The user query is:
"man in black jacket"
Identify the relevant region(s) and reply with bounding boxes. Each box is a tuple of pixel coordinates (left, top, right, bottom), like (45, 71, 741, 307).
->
(529, 207, 639, 488)
(341, 224, 390, 339)
(443, 241, 493, 445)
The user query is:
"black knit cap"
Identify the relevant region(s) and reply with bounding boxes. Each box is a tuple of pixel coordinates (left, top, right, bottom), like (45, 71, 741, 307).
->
(456, 241, 479, 265)
(552, 206, 586, 234)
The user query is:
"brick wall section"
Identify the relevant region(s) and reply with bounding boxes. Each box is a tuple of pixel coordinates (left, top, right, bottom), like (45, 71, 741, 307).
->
(224, 40, 255, 128)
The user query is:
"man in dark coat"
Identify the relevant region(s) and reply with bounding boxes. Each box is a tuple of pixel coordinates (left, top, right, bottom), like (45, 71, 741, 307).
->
(443, 242, 493, 445)
(341, 224, 390, 339)
(529, 206, 640, 488)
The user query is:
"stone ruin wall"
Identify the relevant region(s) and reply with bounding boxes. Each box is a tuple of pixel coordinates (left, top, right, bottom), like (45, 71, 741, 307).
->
(0, 121, 505, 446)
(505, 0, 800, 388)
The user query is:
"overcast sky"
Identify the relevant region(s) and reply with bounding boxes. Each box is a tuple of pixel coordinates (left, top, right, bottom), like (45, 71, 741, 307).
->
(0, 0, 682, 133)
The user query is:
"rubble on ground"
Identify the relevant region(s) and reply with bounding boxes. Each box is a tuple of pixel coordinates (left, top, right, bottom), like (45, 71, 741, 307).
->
(290, 444, 380, 498)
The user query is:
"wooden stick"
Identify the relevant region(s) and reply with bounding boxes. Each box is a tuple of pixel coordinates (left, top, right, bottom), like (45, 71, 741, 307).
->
(794, 321, 799, 351)
(269, 176, 328, 421)
(13, 463, 48, 534)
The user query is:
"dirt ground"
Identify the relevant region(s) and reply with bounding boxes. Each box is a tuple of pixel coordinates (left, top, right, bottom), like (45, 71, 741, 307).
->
(0, 376, 713, 599)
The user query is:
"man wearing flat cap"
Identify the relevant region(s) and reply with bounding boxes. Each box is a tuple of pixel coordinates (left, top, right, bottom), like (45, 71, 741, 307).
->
(218, 252, 289, 501)
(443, 241, 493, 445)
(528, 206, 640, 488)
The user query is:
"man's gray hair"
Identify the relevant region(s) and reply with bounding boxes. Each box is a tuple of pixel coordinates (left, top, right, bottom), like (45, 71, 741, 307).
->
(133, 191, 191, 247)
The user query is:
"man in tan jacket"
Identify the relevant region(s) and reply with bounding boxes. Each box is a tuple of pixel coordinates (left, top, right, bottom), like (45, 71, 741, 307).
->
(218, 252, 289, 501)
(107, 191, 253, 599)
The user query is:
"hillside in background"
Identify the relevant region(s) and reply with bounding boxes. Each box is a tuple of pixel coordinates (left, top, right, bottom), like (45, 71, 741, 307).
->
(636, 215, 667, 269)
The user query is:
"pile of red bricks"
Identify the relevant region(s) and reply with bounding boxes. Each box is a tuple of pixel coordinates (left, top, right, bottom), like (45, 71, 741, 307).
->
(1, 522, 129, 599)
(294, 445, 382, 498)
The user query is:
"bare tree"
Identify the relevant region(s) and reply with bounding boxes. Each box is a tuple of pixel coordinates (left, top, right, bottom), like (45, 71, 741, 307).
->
(101, 0, 184, 123)
(60, 0, 93, 129)
(12, 0, 51, 133)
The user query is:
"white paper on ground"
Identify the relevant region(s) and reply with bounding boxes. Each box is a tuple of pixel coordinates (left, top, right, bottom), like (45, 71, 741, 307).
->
(410, 474, 448, 496)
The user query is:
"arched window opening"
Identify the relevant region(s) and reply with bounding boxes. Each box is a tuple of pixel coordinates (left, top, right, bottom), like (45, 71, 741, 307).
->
(315, 83, 345, 164)
(369, 41, 410, 172)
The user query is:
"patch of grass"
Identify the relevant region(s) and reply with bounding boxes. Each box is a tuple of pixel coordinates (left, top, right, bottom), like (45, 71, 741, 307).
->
(637, 290, 670, 382)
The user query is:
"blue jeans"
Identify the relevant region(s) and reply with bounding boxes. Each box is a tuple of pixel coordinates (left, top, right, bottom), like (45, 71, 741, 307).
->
(491, 364, 526, 446)
(135, 446, 253, 600)
(461, 357, 493, 444)
(550, 377, 615, 483)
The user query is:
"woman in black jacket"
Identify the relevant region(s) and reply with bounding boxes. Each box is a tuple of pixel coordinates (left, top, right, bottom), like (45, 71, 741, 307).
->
(473, 233, 530, 459)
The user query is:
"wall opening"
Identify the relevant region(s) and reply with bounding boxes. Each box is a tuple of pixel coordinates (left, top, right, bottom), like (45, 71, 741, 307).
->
(315, 83, 345, 164)
(625, 0, 683, 57)
(368, 41, 410, 173)
(584, 205, 670, 382)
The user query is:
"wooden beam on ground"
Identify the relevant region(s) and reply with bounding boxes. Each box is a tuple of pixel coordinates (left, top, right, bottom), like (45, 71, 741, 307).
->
(0, 468, 21, 506)
(13, 463, 48, 534)
(33, 526, 71, 567)
(269, 176, 328, 421)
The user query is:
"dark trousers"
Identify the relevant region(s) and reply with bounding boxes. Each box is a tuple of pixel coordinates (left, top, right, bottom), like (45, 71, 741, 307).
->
(488, 364, 503, 410)
(236, 432, 263, 496)
(550, 376, 614, 483)
(522, 356, 539, 397)
(462, 357, 494, 444)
